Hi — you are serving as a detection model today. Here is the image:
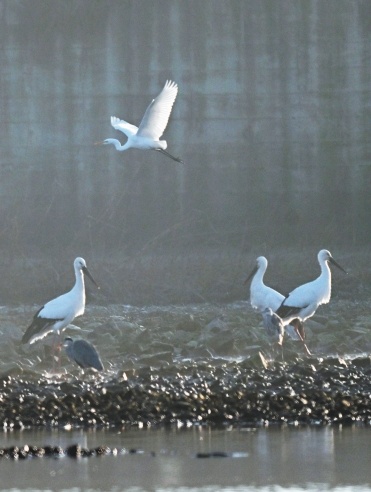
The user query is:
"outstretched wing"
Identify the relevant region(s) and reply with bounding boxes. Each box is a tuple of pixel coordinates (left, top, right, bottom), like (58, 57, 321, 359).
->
(137, 80, 178, 140)
(110, 116, 138, 137)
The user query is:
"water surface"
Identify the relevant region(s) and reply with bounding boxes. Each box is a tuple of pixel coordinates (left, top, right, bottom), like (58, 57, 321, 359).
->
(1, 301, 370, 491)
(0, 426, 370, 491)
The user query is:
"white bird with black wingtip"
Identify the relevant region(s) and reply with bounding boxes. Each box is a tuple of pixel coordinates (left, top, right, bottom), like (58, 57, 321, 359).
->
(22, 258, 99, 351)
(95, 80, 183, 163)
(244, 256, 301, 340)
(276, 249, 347, 340)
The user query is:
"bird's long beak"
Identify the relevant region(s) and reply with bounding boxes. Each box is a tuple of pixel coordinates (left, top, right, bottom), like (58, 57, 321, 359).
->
(94, 141, 104, 146)
(243, 265, 258, 285)
(329, 257, 347, 274)
(82, 266, 100, 289)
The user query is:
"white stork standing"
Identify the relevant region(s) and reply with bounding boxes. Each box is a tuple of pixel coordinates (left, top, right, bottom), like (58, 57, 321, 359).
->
(276, 249, 347, 350)
(244, 256, 311, 355)
(244, 256, 285, 312)
(22, 258, 99, 364)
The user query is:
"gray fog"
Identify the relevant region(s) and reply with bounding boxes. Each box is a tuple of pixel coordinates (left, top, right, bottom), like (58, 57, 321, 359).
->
(0, 0, 369, 303)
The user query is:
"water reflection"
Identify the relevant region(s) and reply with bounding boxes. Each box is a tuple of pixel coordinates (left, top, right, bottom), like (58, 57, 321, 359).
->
(0, 426, 369, 491)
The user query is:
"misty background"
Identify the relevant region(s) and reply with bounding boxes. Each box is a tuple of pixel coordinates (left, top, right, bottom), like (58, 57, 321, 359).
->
(0, 0, 370, 304)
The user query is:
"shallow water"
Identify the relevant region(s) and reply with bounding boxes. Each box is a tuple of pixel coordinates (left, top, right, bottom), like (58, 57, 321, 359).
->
(3, 300, 371, 374)
(1, 302, 369, 429)
(0, 427, 370, 491)
(0, 302, 370, 491)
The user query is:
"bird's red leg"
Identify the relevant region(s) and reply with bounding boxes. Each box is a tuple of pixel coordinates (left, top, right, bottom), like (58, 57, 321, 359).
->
(292, 319, 312, 357)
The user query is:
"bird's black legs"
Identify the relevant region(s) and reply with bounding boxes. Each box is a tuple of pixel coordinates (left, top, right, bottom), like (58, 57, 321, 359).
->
(157, 148, 184, 163)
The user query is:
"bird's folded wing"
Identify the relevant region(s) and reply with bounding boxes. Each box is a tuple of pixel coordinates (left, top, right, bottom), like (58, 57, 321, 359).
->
(72, 340, 104, 370)
(22, 313, 61, 344)
(275, 303, 304, 319)
(110, 116, 138, 137)
(137, 80, 178, 140)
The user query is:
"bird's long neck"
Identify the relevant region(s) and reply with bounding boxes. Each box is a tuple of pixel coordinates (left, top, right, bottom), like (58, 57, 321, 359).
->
(320, 259, 331, 280)
(110, 139, 129, 151)
(253, 266, 266, 288)
(319, 259, 332, 296)
(72, 268, 86, 302)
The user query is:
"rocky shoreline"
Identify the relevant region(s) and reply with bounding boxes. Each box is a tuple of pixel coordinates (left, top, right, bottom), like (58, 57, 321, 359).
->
(0, 355, 370, 430)
(0, 299, 370, 430)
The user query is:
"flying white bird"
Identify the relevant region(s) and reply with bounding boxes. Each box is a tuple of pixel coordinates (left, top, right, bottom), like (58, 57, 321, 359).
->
(96, 80, 183, 163)
(63, 337, 104, 372)
(261, 308, 284, 346)
(22, 258, 99, 347)
(276, 249, 347, 338)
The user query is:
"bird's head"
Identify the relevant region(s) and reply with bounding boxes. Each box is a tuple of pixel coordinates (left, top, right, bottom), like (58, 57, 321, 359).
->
(243, 256, 267, 285)
(74, 257, 100, 288)
(63, 336, 74, 348)
(94, 139, 115, 146)
(318, 249, 347, 274)
(74, 257, 87, 269)
(256, 256, 268, 270)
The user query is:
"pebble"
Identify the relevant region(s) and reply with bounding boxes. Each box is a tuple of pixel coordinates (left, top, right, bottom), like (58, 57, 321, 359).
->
(2, 300, 371, 431)
(0, 357, 370, 430)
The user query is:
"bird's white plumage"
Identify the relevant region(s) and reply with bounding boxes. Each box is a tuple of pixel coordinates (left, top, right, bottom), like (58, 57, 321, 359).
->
(22, 257, 98, 345)
(246, 256, 285, 312)
(110, 117, 138, 137)
(97, 80, 182, 163)
(136, 80, 178, 140)
(39, 286, 85, 322)
(245, 256, 301, 341)
(276, 249, 346, 325)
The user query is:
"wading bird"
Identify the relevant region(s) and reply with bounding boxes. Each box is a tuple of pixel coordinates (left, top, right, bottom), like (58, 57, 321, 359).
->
(244, 256, 299, 337)
(276, 249, 347, 344)
(244, 256, 310, 355)
(261, 307, 285, 346)
(22, 258, 99, 359)
(95, 80, 183, 163)
(244, 256, 285, 312)
(63, 337, 104, 371)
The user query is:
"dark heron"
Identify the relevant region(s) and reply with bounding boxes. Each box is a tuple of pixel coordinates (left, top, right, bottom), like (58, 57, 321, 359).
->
(261, 308, 285, 346)
(63, 337, 104, 371)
